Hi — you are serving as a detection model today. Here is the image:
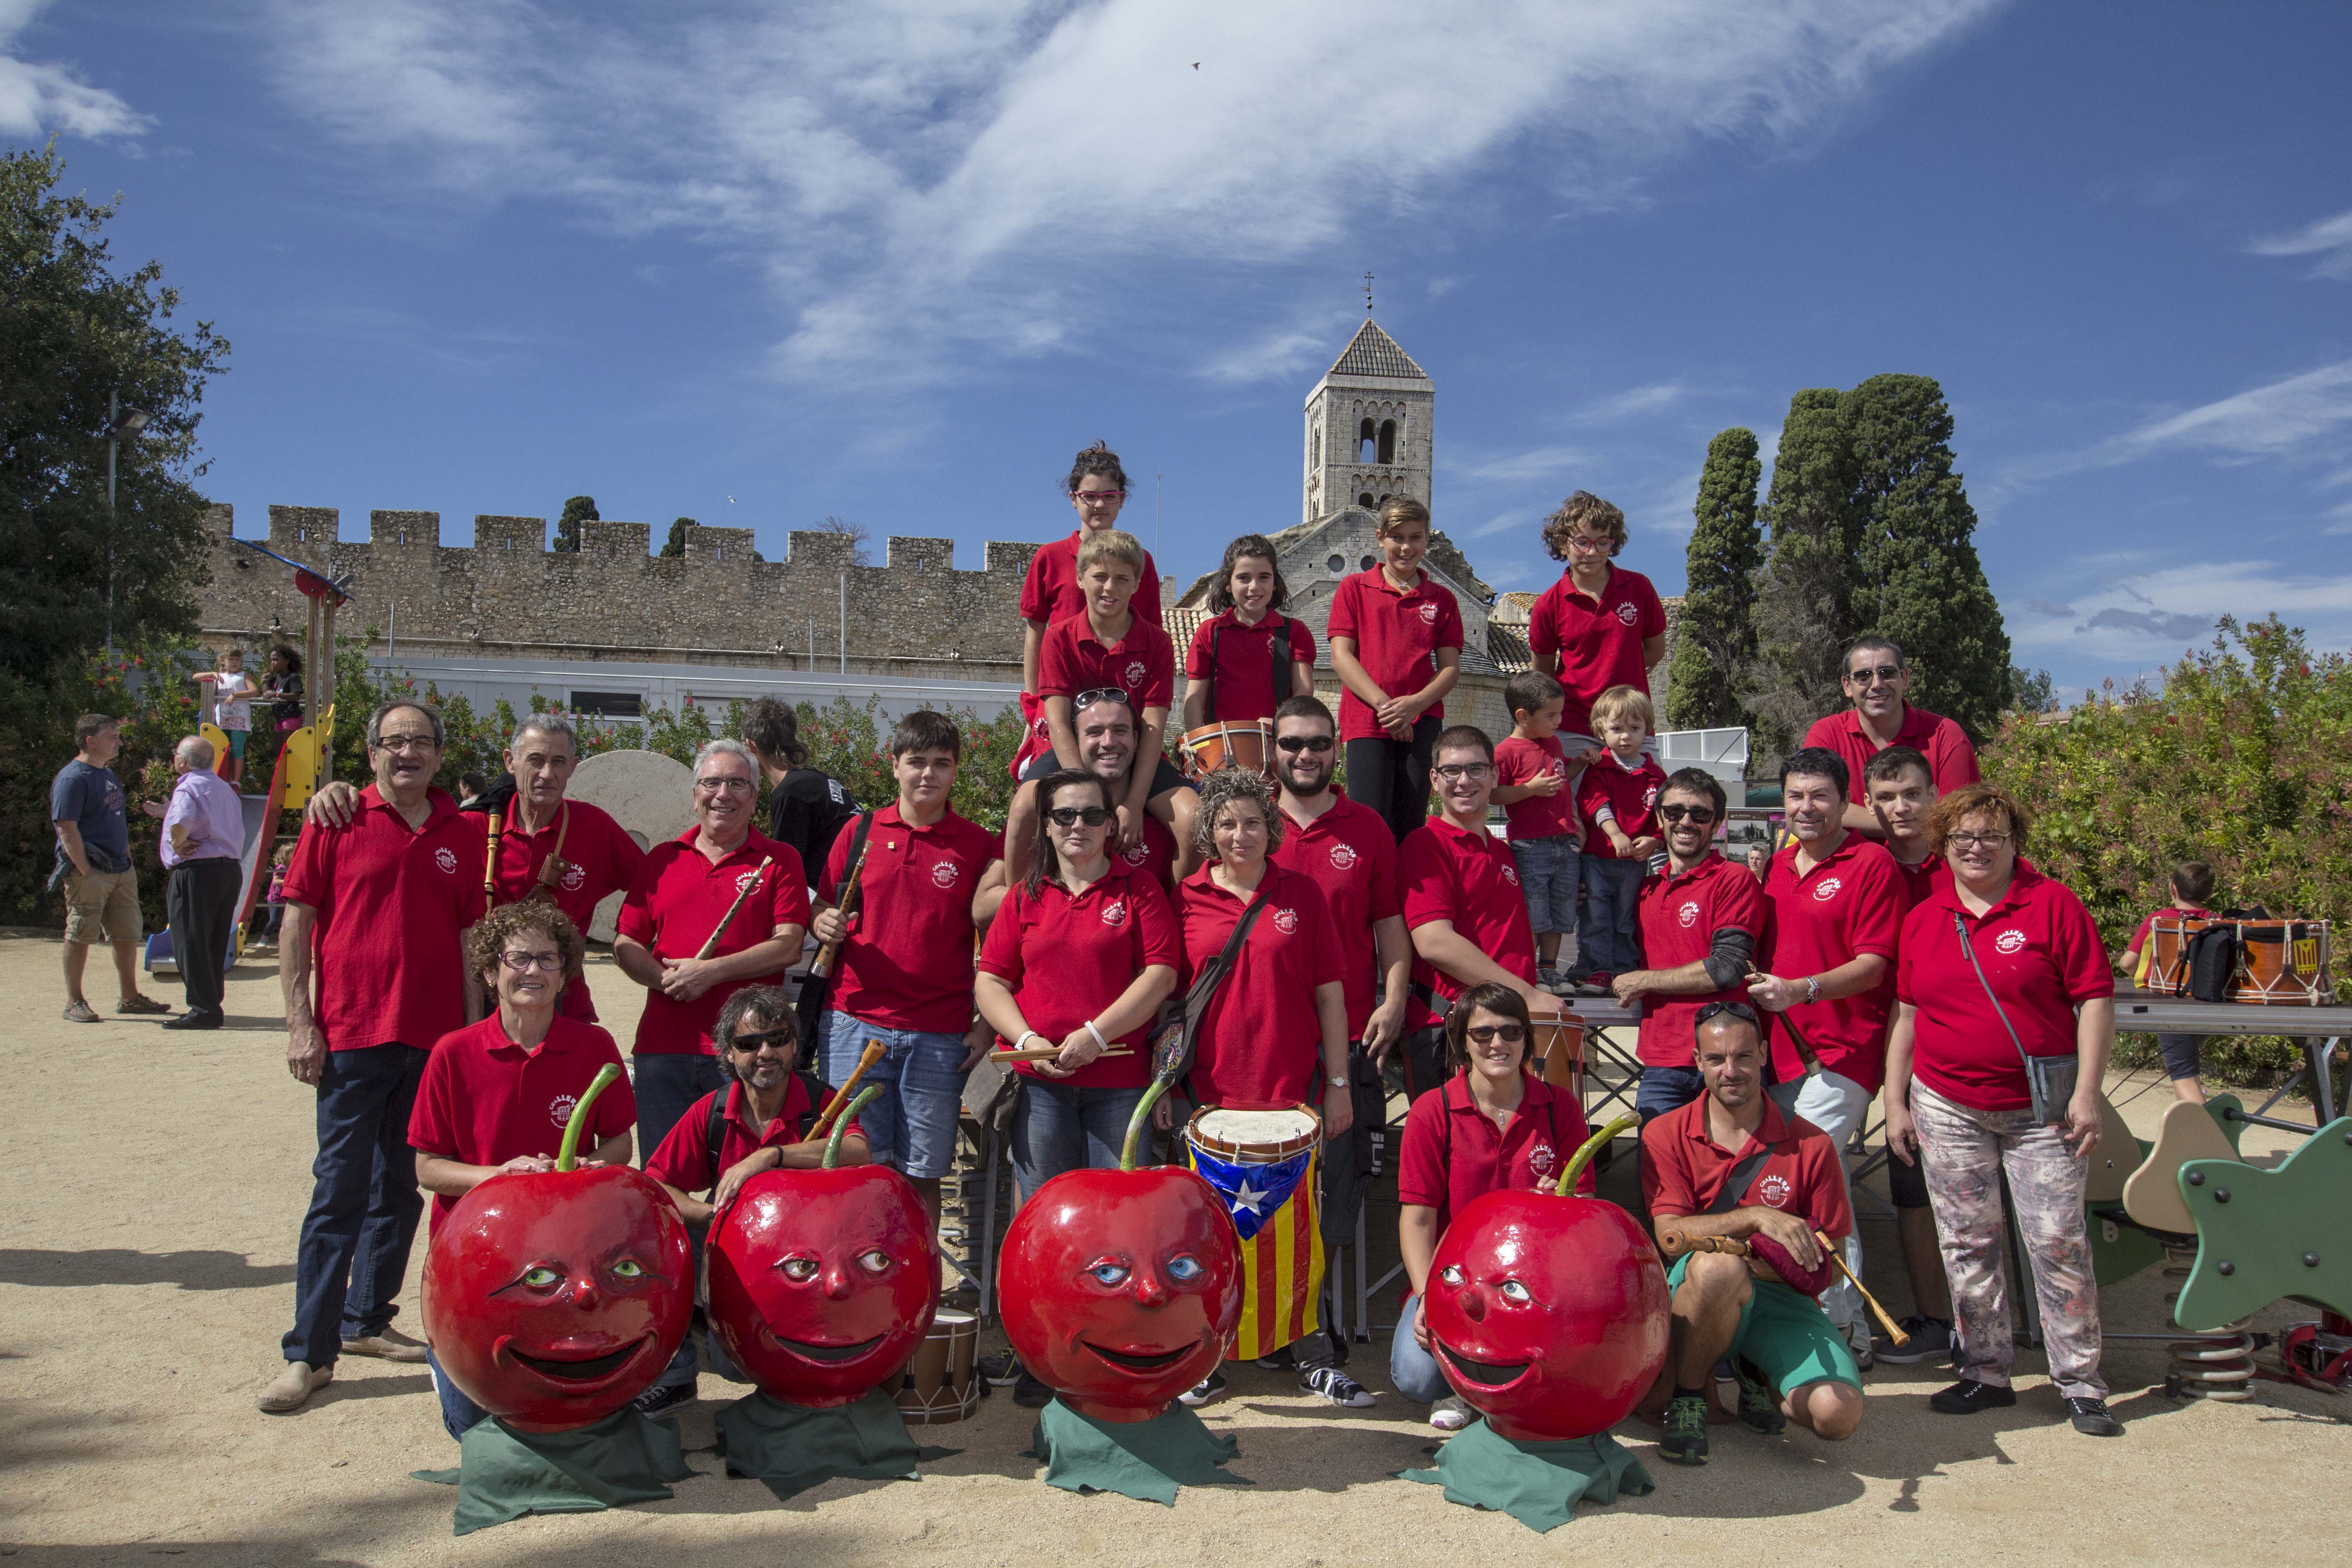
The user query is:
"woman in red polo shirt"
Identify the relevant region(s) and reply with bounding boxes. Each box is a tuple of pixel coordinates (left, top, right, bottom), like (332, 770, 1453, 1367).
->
(1883, 783, 2119, 1439)
(1182, 534, 1318, 737)
(1392, 983, 1594, 1432)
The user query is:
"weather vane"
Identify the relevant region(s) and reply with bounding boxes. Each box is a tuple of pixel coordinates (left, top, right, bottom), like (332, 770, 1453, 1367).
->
(1363, 271, 1375, 315)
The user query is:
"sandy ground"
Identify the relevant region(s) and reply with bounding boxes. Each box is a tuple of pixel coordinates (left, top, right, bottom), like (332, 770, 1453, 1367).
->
(1, 930, 2346, 1566)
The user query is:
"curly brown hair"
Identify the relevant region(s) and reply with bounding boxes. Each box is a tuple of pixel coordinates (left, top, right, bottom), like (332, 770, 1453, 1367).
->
(1926, 783, 2033, 858)
(466, 902, 584, 992)
(1540, 490, 1627, 561)
(1191, 767, 1284, 862)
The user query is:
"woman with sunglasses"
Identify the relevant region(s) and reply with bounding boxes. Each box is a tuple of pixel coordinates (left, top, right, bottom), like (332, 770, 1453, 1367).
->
(1392, 982, 1595, 1432)
(1883, 783, 2119, 1438)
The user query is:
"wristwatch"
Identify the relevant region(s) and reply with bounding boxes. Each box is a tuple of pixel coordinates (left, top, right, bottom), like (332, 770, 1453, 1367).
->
(1328, 1075, 1349, 1088)
(1804, 975, 1821, 1005)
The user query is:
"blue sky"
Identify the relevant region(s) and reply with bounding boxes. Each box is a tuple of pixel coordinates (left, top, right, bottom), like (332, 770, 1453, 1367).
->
(8, 0, 2348, 702)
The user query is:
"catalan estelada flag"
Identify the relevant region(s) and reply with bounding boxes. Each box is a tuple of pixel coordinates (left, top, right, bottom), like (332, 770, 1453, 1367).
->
(1188, 1142, 1324, 1360)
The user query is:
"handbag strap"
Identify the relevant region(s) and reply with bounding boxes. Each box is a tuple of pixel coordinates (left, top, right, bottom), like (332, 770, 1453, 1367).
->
(1950, 909, 2037, 1076)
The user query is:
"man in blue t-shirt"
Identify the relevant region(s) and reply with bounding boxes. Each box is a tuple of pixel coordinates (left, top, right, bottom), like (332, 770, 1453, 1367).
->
(51, 713, 169, 1023)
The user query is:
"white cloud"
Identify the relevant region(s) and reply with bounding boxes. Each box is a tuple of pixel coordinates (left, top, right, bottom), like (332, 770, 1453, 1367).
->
(255, 0, 1999, 388)
(2249, 207, 2352, 281)
(0, 0, 147, 139)
(2008, 557, 2352, 659)
(1459, 445, 1593, 485)
(1199, 324, 1333, 386)
(1565, 383, 1686, 424)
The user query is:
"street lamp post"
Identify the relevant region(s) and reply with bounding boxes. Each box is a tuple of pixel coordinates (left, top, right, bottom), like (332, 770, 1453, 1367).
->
(101, 392, 149, 655)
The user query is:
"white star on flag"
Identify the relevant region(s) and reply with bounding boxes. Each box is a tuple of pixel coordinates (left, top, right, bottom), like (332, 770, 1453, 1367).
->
(1228, 1180, 1267, 1215)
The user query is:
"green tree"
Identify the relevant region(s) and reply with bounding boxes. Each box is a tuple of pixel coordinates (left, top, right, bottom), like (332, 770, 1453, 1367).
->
(1844, 373, 2010, 740)
(1747, 389, 1861, 762)
(1667, 426, 1762, 730)
(660, 517, 691, 558)
(554, 495, 598, 553)
(2009, 665, 2055, 715)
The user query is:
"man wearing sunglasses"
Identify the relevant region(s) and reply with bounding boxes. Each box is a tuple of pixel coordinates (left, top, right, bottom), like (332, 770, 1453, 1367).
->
(1801, 637, 1980, 840)
(1609, 769, 1764, 1126)
(979, 693, 1181, 924)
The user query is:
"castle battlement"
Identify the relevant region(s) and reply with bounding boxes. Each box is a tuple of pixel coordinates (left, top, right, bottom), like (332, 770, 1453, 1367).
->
(197, 504, 1041, 668)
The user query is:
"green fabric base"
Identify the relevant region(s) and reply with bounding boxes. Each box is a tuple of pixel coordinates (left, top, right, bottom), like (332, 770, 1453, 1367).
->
(412, 1407, 692, 1536)
(711, 1387, 954, 1501)
(1023, 1397, 1249, 1506)
(1398, 1418, 1653, 1533)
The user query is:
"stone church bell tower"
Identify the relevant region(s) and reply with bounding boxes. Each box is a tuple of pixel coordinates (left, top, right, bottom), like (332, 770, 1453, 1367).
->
(1301, 318, 1433, 527)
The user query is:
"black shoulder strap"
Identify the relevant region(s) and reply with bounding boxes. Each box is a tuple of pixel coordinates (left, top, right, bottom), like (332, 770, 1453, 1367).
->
(794, 1069, 833, 1140)
(703, 1086, 731, 1195)
(1270, 614, 1293, 703)
(1702, 1145, 1772, 1215)
(1206, 620, 1221, 722)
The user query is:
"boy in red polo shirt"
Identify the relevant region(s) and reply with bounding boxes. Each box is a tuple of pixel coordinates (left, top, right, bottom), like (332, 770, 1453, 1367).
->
(1802, 636, 1980, 839)
(1182, 533, 1318, 738)
(1492, 670, 1596, 993)
(1326, 497, 1464, 842)
(2117, 859, 2220, 1106)
(1527, 490, 1667, 739)
(1572, 684, 1666, 986)
(1641, 1003, 1862, 1465)
(410, 903, 636, 1438)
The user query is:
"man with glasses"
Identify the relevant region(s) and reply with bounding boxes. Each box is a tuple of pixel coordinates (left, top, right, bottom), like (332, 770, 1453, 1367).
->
(1527, 490, 1668, 740)
(615, 738, 811, 1173)
(1744, 747, 1904, 1371)
(1400, 725, 1564, 1098)
(263, 701, 486, 1413)
(408, 902, 636, 1438)
(1611, 768, 1765, 1126)
(1801, 636, 1980, 839)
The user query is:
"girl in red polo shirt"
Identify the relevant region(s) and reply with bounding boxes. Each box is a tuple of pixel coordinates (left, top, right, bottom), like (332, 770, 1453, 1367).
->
(1393, 983, 1593, 1432)
(1182, 534, 1318, 740)
(1326, 498, 1465, 842)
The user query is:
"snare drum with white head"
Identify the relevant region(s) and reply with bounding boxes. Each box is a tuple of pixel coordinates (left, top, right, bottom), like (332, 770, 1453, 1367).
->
(1184, 1105, 1322, 1164)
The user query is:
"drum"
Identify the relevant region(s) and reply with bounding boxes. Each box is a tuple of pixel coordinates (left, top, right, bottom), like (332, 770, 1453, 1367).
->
(1528, 1017, 1587, 1101)
(893, 1308, 979, 1425)
(2146, 916, 2207, 995)
(2233, 919, 2333, 1006)
(1181, 719, 1273, 780)
(1184, 1105, 1322, 1165)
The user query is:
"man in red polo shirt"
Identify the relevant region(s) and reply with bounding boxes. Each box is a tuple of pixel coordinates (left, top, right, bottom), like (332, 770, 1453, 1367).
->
(1641, 1003, 1863, 1465)
(812, 709, 998, 1231)
(1612, 768, 1764, 1125)
(1325, 499, 1465, 842)
(263, 700, 486, 1415)
(1745, 746, 1903, 1369)
(1802, 636, 1980, 839)
(615, 738, 810, 1172)
(1527, 491, 1668, 739)
(1401, 725, 1564, 1098)
(409, 902, 636, 1437)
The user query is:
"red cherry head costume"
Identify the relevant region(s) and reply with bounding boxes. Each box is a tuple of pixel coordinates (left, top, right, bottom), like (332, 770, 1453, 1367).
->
(422, 1065, 691, 1433)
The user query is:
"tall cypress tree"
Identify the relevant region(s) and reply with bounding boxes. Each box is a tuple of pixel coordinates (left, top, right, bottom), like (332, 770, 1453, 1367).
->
(1843, 374, 2010, 740)
(659, 516, 691, 558)
(554, 494, 598, 553)
(1748, 389, 1862, 761)
(1667, 427, 1763, 730)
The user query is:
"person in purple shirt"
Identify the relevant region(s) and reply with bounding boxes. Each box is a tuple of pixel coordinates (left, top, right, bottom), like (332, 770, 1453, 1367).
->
(142, 735, 248, 1030)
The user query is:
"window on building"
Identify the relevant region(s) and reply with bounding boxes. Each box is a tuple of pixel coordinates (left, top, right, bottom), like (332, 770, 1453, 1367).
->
(1377, 419, 1397, 465)
(1359, 554, 1377, 571)
(1328, 553, 1346, 573)
(570, 691, 643, 719)
(1359, 417, 1376, 462)
(1357, 493, 1376, 508)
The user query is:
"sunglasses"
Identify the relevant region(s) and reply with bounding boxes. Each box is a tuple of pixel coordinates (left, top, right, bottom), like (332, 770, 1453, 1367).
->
(1275, 735, 1334, 754)
(728, 1027, 795, 1054)
(1464, 1024, 1527, 1044)
(1047, 805, 1112, 828)
(1072, 490, 1127, 505)
(1846, 664, 1903, 685)
(1073, 687, 1132, 710)
(1693, 999, 1760, 1028)
(1657, 804, 1718, 825)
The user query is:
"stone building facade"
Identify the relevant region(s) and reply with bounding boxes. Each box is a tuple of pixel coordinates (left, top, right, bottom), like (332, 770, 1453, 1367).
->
(1302, 320, 1432, 526)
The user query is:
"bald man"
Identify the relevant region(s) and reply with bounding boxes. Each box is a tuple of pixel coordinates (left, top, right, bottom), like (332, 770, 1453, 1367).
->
(143, 736, 247, 1029)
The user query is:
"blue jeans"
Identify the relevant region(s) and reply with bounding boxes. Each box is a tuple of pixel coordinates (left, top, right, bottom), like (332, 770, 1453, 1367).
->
(426, 1345, 487, 1441)
(1390, 1294, 1451, 1403)
(1508, 833, 1581, 935)
(650, 1222, 753, 1394)
(632, 1052, 729, 1172)
(1635, 1063, 1706, 1125)
(823, 1013, 969, 1179)
(283, 1043, 427, 1367)
(1010, 1078, 1148, 1202)
(1573, 855, 1644, 977)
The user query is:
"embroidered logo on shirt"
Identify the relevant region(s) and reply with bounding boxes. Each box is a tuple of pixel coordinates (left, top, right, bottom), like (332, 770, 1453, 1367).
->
(735, 868, 762, 894)
(1642, 784, 1659, 810)
(1503, 865, 1520, 887)
(1812, 877, 1843, 902)
(1122, 843, 1151, 867)
(930, 860, 960, 889)
(1272, 907, 1299, 934)
(1994, 928, 2028, 955)
(1678, 900, 1700, 928)
(1328, 842, 1359, 872)
(434, 847, 458, 874)
(549, 1094, 578, 1130)
(1416, 600, 1440, 626)
(1526, 1139, 1558, 1182)
(1123, 659, 1148, 688)
(1616, 602, 1640, 626)
(1101, 898, 1128, 928)
(561, 862, 587, 892)
(1758, 1172, 1792, 1209)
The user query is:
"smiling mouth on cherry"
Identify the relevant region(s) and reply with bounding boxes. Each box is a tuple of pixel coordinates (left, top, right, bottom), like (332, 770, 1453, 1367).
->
(1081, 1342, 1189, 1372)
(768, 1331, 886, 1363)
(508, 1338, 648, 1382)
(1439, 1342, 1531, 1386)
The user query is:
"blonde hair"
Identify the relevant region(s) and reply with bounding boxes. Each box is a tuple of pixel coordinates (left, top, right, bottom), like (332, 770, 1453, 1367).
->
(1376, 496, 1431, 537)
(1590, 684, 1653, 732)
(1074, 527, 1147, 577)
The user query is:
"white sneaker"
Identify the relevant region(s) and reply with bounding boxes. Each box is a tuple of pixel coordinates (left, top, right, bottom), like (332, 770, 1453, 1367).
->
(1842, 1315, 1875, 1372)
(1429, 1394, 1474, 1432)
(258, 1360, 332, 1413)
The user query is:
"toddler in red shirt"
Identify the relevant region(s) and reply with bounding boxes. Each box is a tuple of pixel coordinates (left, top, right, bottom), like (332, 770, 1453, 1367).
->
(1491, 670, 1598, 993)
(1572, 684, 1665, 984)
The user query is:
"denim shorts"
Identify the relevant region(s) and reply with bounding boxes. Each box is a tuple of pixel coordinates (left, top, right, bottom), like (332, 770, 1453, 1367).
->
(1508, 833, 1582, 934)
(823, 1011, 970, 1180)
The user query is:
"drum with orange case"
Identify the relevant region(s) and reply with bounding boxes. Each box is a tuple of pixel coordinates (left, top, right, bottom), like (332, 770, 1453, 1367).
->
(1181, 719, 1274, 780)
(1528, 1017, 1587, 1102)
(2231, 919, 2334, 1006)
(2145, 915, 2209, 995)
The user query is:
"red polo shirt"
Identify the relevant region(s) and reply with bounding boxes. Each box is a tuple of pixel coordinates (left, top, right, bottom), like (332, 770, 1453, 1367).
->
(643, 1076, 862, 1196)
(1891, 853, 1948, 912)
(1635, 853, 1766, 1068)
(1398, 1075, 1594, 1235)
(978, 865, 1181, 1089)
(466, 799, 645, 1022)
(1494, 734, 1580, 840)
(407, 1013, 636, 1233)
(1183, 611, 1317, 725)
(616, 828, 811, 1056)
(820, 802, 997, 1035)
(1759, 833, 1905, 1093)
(1038, 610, 1176, 712)
(1175, 864, 1343, 1108)
(1526, 565, 1667, 737)
(1107, 813, 1180, 895)
(1641, 1096, 1853, 1239)
(1899, 863, 2114, 1113)
(1269, 789, 1402, 1040)
(1576, 752, 1666, 858)
(1401, 816, 1539, 1024)
(1021, 530, 1164, 628)
(282, 784, 486, 1053)
(1801, 704, 1981, 806)
(1323, 568, 1464, 741)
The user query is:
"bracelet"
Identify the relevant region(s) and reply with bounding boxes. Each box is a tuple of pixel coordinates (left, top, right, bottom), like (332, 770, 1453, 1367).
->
(1083, 1019, 1109, 1053)
(1016, 1031, 1044, 1051)
(1804, 975, 1821, 1006)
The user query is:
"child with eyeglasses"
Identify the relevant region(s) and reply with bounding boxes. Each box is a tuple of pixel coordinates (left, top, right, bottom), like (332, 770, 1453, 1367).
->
(1571, 684, 1666, 986)
(1492, 669, 1599, 995)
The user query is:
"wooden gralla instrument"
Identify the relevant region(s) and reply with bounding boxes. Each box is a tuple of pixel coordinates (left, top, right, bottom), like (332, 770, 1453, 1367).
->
(483, 810, 503, 905)
(1658, 1227, 1909, 1348)
(695, 856, 774, 960)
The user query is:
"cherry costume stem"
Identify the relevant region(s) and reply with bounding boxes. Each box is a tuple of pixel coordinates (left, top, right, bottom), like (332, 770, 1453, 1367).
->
(823, 1085, 884, 1169)
(555, 1062, 622, 1172)
(1555, 1113, 1635, 1197)
(1120, 1077, 1177, 1171)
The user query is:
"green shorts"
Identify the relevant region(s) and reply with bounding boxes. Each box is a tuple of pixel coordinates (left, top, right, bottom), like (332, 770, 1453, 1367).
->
(1668, 1252, 1862, 1396)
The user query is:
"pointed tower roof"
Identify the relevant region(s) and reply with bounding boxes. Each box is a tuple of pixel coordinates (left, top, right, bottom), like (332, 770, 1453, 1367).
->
(1325, 318, 1427, 381)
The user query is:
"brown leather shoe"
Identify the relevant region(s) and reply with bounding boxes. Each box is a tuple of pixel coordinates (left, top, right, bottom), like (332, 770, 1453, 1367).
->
(61, 999, 100, 1023)
(342, 1327, 429, 1363)
(116, 994, 172, 1016)
(258, 1360, 332, 1412)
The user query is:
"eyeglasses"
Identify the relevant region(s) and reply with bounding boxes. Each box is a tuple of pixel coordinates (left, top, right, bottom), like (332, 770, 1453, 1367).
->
(1072, 490, 1126, 505)
(728, 1027, 795, 1054)
(696, 776, 755, 794)
(1694, 999, 1760, 1028)
(1566, 533, 1614, 553)
(1275, 735, 1334, 754)
(1846, 665, 1903, 685)
(499, 950, 565, 973)
(373, 735, 439, 754)
(1433, 763, 1492, 782)
(1657, 804, 1718, 825)
(1464, 1024, 1526, 1044)
(1073, 687, 1132, 710)
(1947, 832, 2013, 851)
(1047, 806, 1112, 828)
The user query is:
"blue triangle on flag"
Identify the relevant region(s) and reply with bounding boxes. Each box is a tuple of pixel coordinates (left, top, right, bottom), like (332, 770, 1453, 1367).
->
(1190, 1147, 1311, 1243)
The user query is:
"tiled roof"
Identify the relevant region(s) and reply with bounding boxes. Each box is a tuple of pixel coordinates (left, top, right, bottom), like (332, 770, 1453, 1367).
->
(1326, 319, 1428, 381)
(1486, 623, 1533, 675)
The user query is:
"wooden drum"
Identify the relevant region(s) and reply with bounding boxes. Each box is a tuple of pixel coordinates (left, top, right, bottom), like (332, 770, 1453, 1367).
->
(2145, 916, 2208, 996)
(1181, 719, 1273, 780)
(894, 1308, 980, 1425)
(2233, 919, 2334, 1006)
(1184, 1105, 1322, 1165)
(1528, 1017, 1587, 1102)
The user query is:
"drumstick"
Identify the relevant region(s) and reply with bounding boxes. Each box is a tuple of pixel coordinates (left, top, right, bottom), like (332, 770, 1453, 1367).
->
(1816, 1230, 1910, 1348)
(988, 1044, 1136, 1063)
(809, 1038, 887, 1141)
(694, 856, 774, 960)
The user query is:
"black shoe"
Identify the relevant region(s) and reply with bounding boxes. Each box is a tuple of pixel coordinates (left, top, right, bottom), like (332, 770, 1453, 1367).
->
(631, 1380, 696, 1418)
(2065, 1396, 2122, 1436)
(1254, 1346, 1296, 1371)
(1658, 1393, 1710, 1465)
(1873, 1315, 1955, 1366)
(1178, 1371, 1226, 1407)
(977, 1349, 1022, 1387)
(1929, 1378, 2017, 1415)
(1013, 1369, 1054, 1408)
(161, 1009, 222, 1031)
(1300, 1367, 1375, 1408)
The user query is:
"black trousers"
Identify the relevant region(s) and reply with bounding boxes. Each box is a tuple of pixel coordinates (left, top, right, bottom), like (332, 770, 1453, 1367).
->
(167, 858, 243, 1015)
(1344, 714, 1442, 843)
